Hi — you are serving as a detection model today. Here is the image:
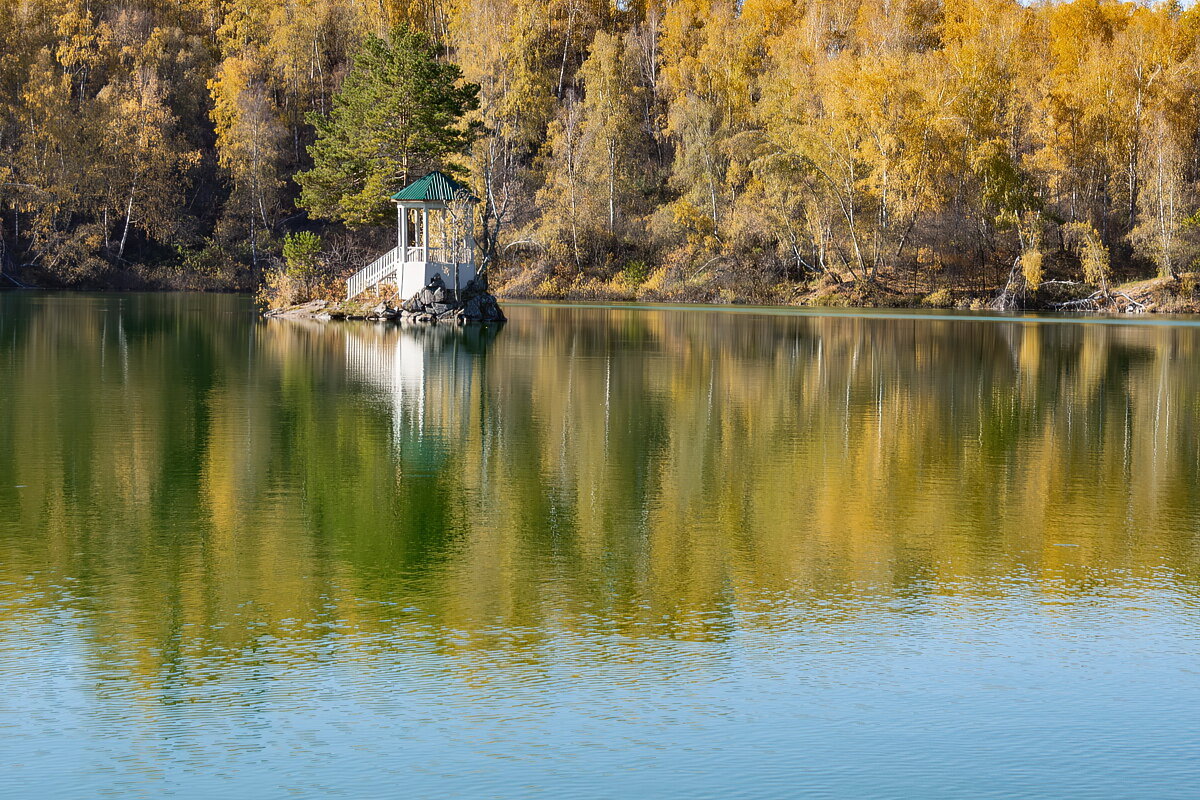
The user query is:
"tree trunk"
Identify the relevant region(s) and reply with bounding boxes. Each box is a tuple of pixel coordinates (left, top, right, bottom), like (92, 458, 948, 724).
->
(117, 188, 135, 260)
(557, 4, 577, 100)
(608, 140, 616, 235)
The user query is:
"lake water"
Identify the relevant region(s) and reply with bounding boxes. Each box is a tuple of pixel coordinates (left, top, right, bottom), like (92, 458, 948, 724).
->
(1, 292, 1198, 798)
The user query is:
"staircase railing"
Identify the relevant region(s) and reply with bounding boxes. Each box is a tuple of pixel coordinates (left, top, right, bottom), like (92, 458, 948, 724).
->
(346, 246, 400, 300)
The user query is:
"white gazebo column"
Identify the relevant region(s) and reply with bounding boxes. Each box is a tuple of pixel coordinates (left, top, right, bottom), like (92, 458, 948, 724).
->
(421, 206, 429, 263)
(441, 207, 449, 262)
(466, 213, 475, 269)
(399, 203, 408, 259)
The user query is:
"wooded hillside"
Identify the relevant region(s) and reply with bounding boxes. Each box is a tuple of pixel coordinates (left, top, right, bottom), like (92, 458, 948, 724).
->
(3, 0, 1200, 306)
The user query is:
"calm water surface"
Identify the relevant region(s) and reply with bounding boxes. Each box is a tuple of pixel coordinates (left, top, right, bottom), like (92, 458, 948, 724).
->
(1, 292, 1198, 798)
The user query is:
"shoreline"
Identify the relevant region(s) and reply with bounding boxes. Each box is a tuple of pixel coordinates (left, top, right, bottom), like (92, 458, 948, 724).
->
(501, 298, 1200, 327)
(11, 286, 1200, 325)
(11, 279, 1200, 323)
(259, 293, 1200, 327)
(488, 271, 1200, 316)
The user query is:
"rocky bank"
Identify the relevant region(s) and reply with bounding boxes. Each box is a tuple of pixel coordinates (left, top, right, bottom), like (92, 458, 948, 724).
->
(396, 274, 506, 323)
(265, 273, 506, 323)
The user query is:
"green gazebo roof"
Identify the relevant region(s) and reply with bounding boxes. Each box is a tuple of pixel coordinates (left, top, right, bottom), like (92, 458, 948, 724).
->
(391, 171, 477, 203)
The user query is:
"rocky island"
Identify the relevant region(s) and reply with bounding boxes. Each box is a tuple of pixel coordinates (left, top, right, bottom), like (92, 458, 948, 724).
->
(265, 273, 505, 324)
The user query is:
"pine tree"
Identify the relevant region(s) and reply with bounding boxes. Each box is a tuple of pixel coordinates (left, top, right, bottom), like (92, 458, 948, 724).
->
(295, 25, 481, 227)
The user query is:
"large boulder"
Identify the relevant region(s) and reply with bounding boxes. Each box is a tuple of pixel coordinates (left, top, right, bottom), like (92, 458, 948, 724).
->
(370, 302, 397, 320)
(480, 296, 505, 322)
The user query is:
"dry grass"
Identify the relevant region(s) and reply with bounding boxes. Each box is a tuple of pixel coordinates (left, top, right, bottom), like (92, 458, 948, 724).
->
(494, 260, 1200, 315)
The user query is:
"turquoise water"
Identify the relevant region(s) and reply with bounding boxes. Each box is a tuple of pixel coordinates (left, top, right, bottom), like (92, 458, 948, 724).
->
(1, 292, 1198, 798)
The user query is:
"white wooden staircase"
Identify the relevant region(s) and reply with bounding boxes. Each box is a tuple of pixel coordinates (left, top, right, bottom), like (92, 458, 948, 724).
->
(346, 247, 403, 300)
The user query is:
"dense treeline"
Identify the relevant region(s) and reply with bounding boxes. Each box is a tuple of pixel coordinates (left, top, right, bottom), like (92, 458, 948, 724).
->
(3, 0, 1200, 305)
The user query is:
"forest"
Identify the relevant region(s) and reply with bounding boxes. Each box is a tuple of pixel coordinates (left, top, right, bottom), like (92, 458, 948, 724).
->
(3, 0, 1200, 309)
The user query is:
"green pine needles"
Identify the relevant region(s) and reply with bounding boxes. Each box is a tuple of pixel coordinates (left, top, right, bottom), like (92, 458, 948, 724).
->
(296, 26, 481, 228)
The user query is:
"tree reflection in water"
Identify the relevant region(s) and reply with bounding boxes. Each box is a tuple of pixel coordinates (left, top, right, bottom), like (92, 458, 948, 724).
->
(0, 294, 1198, 689)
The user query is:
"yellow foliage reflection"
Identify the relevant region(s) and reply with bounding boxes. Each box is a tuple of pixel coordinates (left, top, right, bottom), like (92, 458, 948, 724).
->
(1, 296, 1198, 684)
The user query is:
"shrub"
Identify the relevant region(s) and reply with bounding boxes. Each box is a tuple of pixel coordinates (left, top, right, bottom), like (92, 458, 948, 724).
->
(175, 241, 244, 290)
(1180, 272, 1197, 298)
(923, 288, 952, 307)
(282, 232, 323, 286)
(619, 259, 650, 286)
(257, 267, 340, 310)
(1020, 250, 1044, 291)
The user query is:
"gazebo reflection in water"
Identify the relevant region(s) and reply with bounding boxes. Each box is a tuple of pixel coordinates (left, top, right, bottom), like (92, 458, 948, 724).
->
(342, 321, 500, 450)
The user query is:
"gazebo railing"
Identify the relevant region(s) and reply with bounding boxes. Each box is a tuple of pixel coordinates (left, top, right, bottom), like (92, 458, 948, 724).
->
(347, 246, 401, 300)
(346, 245, 475, 300)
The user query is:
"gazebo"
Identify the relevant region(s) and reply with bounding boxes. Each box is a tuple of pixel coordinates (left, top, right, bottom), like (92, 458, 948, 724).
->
(346, 171, 479, 300)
